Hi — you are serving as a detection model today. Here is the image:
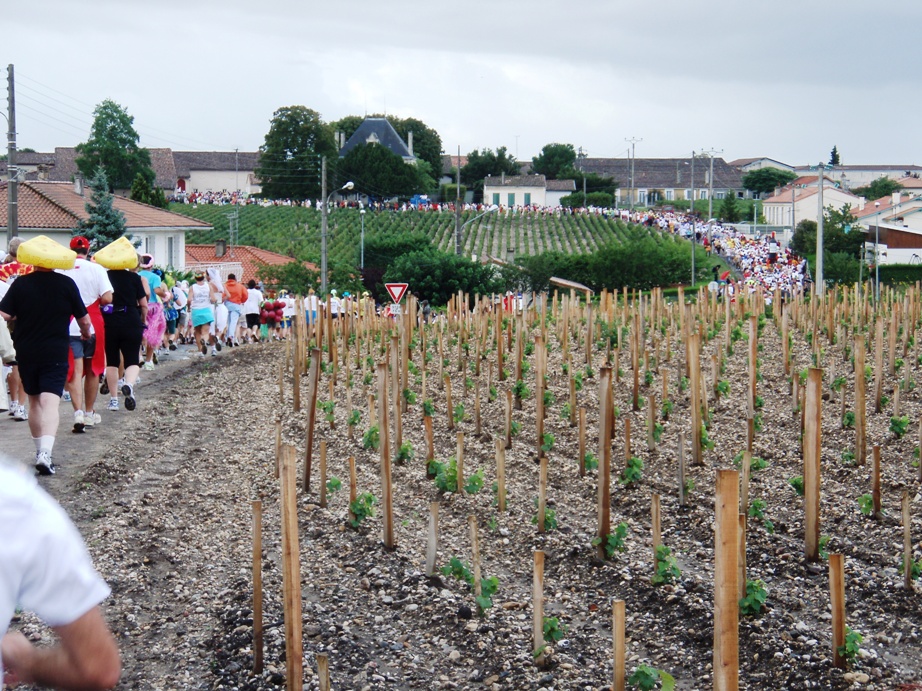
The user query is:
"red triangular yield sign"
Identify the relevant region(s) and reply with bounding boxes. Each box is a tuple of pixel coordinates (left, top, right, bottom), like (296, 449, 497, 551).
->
(385, 282, 409, 303)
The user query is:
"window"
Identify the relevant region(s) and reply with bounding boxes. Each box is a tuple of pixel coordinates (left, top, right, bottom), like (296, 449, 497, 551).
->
(638, 190, 648, 205)
(700, 190, 709, 200)
(665, 189, 674, 201)
(524, 193, 531, 205)
(508, 193, 515, 207)
(715, 191, 726, 200)
(167, 236, 175, 268)
(492, 193, 500, 206)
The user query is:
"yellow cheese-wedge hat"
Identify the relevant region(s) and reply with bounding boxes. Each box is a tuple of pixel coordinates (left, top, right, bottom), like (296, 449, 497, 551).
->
(16, 235, 76, 270)
(94, 236, 139, 270)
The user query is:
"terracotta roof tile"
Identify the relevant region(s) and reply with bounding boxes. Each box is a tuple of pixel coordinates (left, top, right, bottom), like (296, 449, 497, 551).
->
(0, 181, 211, 231)
(185, 244, 317, 285)
(483, 174, 547, 188)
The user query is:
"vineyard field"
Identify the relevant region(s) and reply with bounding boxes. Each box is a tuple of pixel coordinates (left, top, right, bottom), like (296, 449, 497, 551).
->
(171, 204, 687, 266)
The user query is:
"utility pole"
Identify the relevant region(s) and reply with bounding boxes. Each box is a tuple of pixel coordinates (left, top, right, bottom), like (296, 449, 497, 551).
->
(454, 145, 462, 256)
(701, 148, 723, 247)
(7, 64, 17, 244)
(320, 156, 328, 294)
(625, 137, 641, 213)
(816, 162, 826, 296)
(234, 147, 239, 199)
(690, 151, 695, 285)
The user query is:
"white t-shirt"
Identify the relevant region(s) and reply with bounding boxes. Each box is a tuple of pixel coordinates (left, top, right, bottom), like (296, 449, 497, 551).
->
(0, 458, 110, 679)
(244, 288, 263, 315)
(59, 257, 114, 337)
(189, 281, 213, 311)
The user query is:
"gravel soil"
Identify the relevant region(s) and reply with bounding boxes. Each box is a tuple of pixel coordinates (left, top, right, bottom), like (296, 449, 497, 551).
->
(7, 310, 922, 691)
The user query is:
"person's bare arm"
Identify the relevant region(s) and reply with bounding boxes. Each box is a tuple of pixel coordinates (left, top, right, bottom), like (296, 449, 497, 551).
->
(138, 296, 148, 324)
(99, 290, 113, 307)
(76, 314, 92, 339)
(1, 606, 121, 690)
(0, 308, 11, 322)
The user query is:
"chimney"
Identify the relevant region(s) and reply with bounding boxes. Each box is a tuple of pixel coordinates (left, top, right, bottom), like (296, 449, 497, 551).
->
(216, 239, 226, 258)
(74, 174, 84, 196)
(858, 197, 866, 211)
(407, 131, 414, 157)
(892, 191, 901, 206)
(501, 171, 505, 184)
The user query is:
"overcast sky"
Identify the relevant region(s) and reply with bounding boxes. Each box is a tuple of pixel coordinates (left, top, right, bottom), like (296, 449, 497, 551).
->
(4, 1, 915, 167)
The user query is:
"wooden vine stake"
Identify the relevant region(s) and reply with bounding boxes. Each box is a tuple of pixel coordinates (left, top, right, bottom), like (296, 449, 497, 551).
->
(303, 348, 321, 493)
(533, 550, 547, 667)
(495, 438, 506, 512)
(678, 430, 687, 507)
(578, 407, 587, 478)
(537, 456, 548, 533)
(713, 468, 739, 691)
(279, 445, 303, 690)
(596, 366, 613, 557)
(318, 441, 327, 508)
(903, 491, 913, 590)
(425, 502, 439, 576)
(470, 515, 482, 600)
(651, 493, 661, 571)
(872, 445, 882, 518)
(251, 500, 263, 674)
(612, 599, 626, 691)
(316, 653, 330, 691)
(830, 553, 847, 669)
(855, 336, 867, 466)
(689, 334, 703, 465)
(804, 367, 823, 562)
(456, 432, 465, 494)
(445, 375, 454, 430)
(504, 389, 513, 450)
(347, 456, 357, 525)
(377, 362, 395, 549)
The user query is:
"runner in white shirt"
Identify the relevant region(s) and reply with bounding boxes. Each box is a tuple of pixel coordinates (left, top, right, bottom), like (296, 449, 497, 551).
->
(0, 455, 121, 688)
(59, 237, 113, 432)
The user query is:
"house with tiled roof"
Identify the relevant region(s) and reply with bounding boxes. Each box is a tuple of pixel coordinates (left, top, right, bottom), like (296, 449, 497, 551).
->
(0, 179, 211, 267)
(792, 164, 922, 190)
(727, 157, 793, 173)
(173, 151, 262, 196)
(42, 147, 179, 193)
(846, 192, 922, 264)
(577, 157, 744, 207)
(185, 244, 318, 285)
(762, 178, 861, 229)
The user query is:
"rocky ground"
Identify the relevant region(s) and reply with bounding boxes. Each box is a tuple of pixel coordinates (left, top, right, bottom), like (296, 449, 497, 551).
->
(6, 310, 922, 691)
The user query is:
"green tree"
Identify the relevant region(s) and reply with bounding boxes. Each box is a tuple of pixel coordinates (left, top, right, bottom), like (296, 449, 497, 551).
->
(75, 100, 154, 191)
(790, 204, 863, 260)
(719, 191, 741, 222)
(337, 143, 422, 199)
(383, 249, 502, 305)
(851, 177, 902, 201)
(460, 147, 520, 190)
(531, 143, 577, 179)
(559, 191, 613, 208)
(389, 116, 443, 173)
(74, 167, 128, 250)
(741, 168, 797, 196)
(256, 106, 338, 200)
(256, 261, 319, 294)
(130, 172, 152, 204)
(830, 145, 840, 165)
(330, 115, 365, 143)
(361, 231, 434, 298)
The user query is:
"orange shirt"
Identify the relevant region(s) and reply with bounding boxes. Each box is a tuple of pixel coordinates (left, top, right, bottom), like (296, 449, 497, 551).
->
(223, 279, 249, 305)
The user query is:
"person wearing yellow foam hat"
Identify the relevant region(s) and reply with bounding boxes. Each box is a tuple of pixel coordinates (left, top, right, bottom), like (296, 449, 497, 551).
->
(0, 236, 92, 475)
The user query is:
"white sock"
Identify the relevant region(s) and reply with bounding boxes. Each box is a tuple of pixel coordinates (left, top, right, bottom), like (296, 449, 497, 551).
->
(75, 409, 85, 417)
(39, 436, 55, 453)
(33, 437, 41, 452)
(11, 400, 19, 409)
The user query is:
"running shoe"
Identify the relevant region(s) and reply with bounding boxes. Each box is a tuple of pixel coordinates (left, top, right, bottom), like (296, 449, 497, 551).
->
(35, 451, 55, 476)
(13, 405, 27, 421)
(169, 340, 177, 351)
(211, 347, 218, 357)
(200, 338, 207, 355)
(121, 383, 136, 411)
(107, 398, 119, 411)
(215, 340, 222, 352)
(100, 379, 109, 395)
(73, 411, 85, 434)
(62, 391, 72, 402)
(84, 411, 101, 427)
(152, 351, 159, 365)
(142, 361, 155, 371)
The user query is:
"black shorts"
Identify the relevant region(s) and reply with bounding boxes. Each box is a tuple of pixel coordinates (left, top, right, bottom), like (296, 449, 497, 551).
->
(246, 314, 260, 328)
(18, 360, 69, 397)
(69, 335, 96, 359)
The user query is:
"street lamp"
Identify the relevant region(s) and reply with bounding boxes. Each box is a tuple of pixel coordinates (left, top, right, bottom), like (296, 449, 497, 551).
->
(874, 200, 881, 303)
(456, 205, 499, 256)
(360, 206, 366, 272)
(320, 179, 354, 294)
